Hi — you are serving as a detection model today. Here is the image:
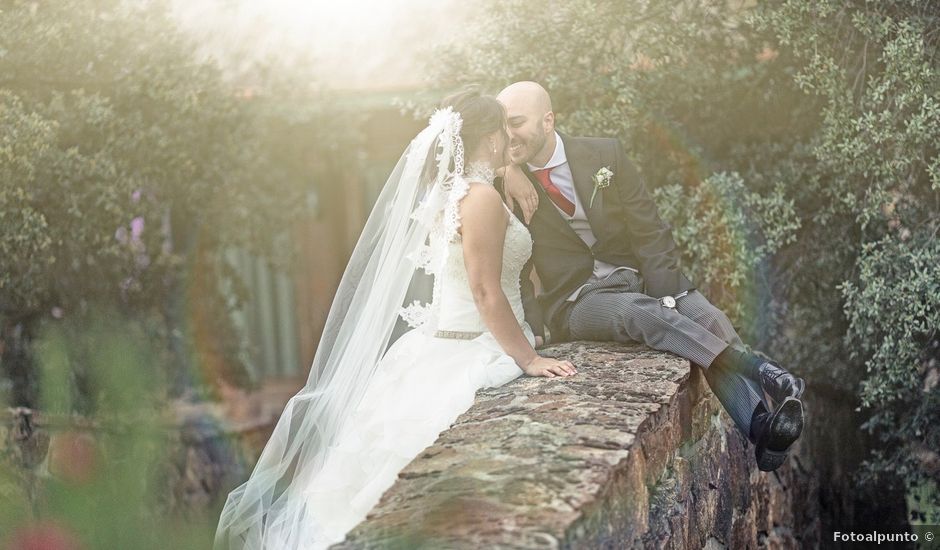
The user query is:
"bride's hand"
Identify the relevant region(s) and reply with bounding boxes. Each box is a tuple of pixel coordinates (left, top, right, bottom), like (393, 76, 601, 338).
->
(522, 355, 577, 378)
(503, 164, 538, 224)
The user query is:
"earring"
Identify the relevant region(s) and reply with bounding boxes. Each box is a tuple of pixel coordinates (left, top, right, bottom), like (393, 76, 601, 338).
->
(491, 140, 497, 154)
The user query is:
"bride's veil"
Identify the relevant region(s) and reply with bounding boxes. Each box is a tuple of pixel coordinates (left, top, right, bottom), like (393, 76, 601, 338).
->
(214, 107, 469, 549)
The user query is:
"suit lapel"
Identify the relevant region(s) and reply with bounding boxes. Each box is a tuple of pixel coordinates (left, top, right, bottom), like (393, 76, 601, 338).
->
(523, 167, 583, 245)
(562, 134, 605, 231)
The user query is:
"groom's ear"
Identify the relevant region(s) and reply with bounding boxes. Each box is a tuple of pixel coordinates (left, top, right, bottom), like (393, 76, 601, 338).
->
(544, 111, 555, 134)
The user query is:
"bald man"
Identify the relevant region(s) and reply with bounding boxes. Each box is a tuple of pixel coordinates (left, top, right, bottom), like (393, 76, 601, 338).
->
(496, 81, 806, 472)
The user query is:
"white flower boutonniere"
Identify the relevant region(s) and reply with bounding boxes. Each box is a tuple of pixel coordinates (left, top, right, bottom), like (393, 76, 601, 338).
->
(590, 166, 614, 208)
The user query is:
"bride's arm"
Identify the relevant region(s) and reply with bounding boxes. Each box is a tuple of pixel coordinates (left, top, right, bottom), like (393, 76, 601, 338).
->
(459, 184, 575, 378)
(501, 164, 538, 224)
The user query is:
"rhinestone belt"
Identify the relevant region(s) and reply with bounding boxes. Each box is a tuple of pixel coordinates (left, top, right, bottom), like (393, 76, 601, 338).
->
(433, 329, 484, 340)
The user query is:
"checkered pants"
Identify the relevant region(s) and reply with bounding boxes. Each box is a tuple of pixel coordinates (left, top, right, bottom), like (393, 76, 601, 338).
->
(567, 270, 767, 439)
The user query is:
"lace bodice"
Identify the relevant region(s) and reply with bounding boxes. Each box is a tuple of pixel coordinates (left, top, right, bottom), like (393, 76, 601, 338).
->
(435, 200, 532, 331)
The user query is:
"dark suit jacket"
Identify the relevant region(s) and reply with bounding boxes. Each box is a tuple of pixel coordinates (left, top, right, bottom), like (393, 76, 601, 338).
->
(501, 134, 693, 341)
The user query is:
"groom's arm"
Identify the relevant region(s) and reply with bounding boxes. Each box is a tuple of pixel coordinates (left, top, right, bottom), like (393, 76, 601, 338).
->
(519, 257, 546, 342)
(611, 139, 690, 298)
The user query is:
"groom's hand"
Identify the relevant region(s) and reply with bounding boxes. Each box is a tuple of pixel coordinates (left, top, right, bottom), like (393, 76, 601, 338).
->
(503, 164, 538, 224)
(534, 335, 544, 348)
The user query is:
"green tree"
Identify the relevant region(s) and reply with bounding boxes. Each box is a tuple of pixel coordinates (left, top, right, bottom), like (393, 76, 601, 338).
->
(0, 0, 352, 403)
(749, 0, 939, 510)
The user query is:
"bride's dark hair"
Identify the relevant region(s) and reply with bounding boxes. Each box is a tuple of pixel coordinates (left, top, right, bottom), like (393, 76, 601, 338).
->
(440, 87, 506, 153)
(419, 88, 506, 186)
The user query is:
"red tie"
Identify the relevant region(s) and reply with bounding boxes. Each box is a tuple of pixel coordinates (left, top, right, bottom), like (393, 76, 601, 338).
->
(532, 167, 576, 217)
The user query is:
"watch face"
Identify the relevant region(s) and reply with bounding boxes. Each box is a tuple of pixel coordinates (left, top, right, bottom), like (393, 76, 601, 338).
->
(662, 296, 676, 308)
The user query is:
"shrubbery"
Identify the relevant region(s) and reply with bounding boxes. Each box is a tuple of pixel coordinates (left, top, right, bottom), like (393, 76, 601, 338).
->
(0, 0, 354, 402)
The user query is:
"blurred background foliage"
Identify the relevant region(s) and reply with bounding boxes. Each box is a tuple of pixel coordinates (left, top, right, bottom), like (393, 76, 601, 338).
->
(0, 0, 360, 404)
(1, 312, 217, 549)
(1, 1, 359, 542)
(428, 0, 938, 528)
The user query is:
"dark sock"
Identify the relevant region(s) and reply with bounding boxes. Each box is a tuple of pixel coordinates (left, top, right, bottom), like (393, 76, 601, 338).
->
(749, 402, 769, 442)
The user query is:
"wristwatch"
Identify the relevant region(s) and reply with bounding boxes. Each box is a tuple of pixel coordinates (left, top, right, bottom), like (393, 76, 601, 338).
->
(660, 291, 690, 309)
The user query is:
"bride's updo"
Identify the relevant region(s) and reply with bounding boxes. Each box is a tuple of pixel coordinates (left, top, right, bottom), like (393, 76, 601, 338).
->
(440, 88, 506, 156)
(417, 88, 505, 186)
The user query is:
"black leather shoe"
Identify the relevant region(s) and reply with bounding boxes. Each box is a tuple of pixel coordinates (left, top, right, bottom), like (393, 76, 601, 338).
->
(758, 361, 806, 404)
(753, 397, 804, 472)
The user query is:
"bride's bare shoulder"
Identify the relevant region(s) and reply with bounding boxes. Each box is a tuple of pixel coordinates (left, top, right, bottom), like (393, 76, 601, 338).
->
(461, 181, 503, 208)
(459, 182, 508, 228)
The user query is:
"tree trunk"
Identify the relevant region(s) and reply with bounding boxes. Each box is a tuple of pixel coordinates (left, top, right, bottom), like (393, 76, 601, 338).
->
(1, 317, 39, 408)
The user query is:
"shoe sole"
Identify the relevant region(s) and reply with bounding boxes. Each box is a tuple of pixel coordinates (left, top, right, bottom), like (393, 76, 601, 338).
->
(756, 397, 804, 472)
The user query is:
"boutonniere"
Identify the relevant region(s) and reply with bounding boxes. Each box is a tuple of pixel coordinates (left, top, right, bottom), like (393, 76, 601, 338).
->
(590, 166, 614, 208)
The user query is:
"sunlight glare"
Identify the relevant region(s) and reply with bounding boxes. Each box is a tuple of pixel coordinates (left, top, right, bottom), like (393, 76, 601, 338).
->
(172, 0, 469, 89)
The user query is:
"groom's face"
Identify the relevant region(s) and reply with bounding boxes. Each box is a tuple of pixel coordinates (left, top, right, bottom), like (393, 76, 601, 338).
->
(500, 100, 553, 166)
(506, 115, 547, 166)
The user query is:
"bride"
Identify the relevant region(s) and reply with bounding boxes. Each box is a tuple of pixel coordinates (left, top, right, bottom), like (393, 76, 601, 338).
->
(214, 90, 577, 549)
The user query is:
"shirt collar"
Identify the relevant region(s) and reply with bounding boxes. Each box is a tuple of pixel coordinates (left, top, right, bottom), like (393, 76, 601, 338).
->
(527, 131, 567, 171)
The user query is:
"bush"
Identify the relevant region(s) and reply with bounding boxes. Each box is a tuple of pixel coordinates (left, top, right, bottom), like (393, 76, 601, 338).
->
(0, 0, 357, 402)
(749, 0, 940, 505)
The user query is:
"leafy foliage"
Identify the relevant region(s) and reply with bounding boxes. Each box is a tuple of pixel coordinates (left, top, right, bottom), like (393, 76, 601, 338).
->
(749, 1, 940, 498)
(2, 0, 282, 314)
(655, 172, 800, 321)
(1, 0, 357, 400)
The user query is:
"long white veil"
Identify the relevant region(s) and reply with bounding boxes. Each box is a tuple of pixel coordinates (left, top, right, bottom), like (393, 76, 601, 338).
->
(214, 108, 470, 549)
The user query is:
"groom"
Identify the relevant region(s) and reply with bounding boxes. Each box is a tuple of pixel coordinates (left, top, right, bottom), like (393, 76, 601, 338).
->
(496, 81, 805, 472)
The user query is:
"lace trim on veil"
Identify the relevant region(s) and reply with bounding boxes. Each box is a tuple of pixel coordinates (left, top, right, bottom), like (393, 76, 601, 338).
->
(397, 111, 499, 330)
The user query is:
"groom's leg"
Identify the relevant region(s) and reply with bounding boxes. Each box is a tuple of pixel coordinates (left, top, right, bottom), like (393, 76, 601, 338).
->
(568, 287, 765, 440)
(695, 357, 767, 441)
(568, 288, 728, 368)
(673, 291, 768, 438)
(674, 291, 744, 348)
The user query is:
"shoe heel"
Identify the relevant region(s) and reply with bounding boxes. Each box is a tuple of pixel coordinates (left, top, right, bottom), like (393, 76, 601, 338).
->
(757, 447, 788, 472)
(770, 397, 803, 449)
(754, 397, 804, 472)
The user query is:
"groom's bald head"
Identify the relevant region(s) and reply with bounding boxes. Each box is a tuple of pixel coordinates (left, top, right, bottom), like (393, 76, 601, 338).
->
(497, 81, 553, 113)
(497, 81, 556, 166)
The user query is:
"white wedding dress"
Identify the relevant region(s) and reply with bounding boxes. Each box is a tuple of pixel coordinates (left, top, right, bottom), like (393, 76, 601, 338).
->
(301, 193, 536, 548)
(214, 108, 530, 550)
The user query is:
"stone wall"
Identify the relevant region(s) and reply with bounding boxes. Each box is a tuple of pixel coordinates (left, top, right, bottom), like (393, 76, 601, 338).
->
(1, 342, 820, 548)
(339, 342, 820, 549)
